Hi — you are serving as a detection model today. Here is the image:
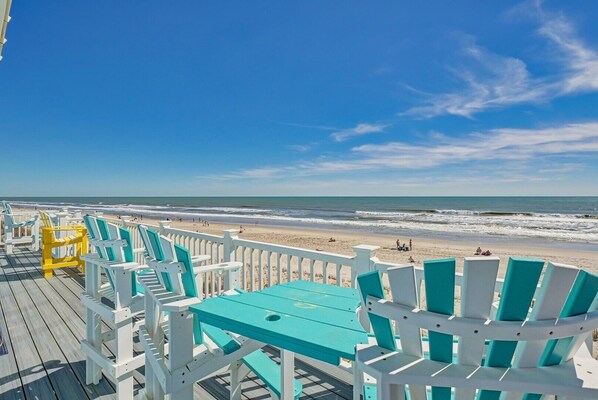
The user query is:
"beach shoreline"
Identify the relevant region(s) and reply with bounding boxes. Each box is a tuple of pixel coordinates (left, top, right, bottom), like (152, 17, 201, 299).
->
(14, 206, 597, 275)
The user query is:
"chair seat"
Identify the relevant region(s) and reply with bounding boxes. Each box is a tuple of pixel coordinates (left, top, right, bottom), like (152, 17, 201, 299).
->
(356, 343, 598, 398)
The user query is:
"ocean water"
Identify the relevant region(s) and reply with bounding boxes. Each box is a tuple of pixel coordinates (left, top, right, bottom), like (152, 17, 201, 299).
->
(5, 197, 598, 248)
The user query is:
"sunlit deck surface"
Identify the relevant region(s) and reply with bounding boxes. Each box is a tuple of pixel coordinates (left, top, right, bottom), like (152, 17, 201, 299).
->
(0, 247, 353, 399)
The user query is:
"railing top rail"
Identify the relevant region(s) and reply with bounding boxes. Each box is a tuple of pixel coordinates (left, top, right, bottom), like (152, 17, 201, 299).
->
(161, 225, 225, 244)
(233, 237, 355, 266)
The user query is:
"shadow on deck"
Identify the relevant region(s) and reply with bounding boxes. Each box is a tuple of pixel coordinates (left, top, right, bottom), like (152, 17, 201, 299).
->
(0, 247, 353, 399)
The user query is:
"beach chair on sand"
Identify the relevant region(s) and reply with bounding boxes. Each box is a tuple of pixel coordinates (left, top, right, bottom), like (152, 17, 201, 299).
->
(39, 210, 88, 278)
(137, 225, 302, 400)
(80, 215, 147, 399)
(356, 257, 598, 400)
(1, 201, 39, 254)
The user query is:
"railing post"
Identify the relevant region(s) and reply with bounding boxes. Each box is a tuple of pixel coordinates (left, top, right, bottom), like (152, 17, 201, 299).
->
(223, 229, 240, 290)
(353, 245, 379, 331)
(352, 245, 379, 285)
(158, 220, 171, 235)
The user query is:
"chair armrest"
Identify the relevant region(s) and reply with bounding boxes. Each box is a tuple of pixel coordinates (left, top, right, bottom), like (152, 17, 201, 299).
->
(163, 296, 202, 312)
(105, 261, 140, 271)
(191, 254, 212, 264)
(192, 261, 242, 275)
(43, 225, 86, 232)
(133, 247, 146, 254)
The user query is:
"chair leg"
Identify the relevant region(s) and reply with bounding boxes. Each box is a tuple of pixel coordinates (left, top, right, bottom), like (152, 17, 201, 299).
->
(352, 361, 364, 400)
(377, 382, 405, 400)
(280, 349, 295, 400)
(42, 246, 53, 278)
(168, 311, 194, 400)
(230, 361, 249, 400)
(6, 230, 13, 255)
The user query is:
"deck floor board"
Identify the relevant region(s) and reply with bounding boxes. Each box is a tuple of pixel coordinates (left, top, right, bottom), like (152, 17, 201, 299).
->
(0, 247, 354, 399)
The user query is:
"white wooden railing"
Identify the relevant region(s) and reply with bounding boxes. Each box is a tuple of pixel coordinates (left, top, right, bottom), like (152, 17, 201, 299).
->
(98, 216, 379, 295)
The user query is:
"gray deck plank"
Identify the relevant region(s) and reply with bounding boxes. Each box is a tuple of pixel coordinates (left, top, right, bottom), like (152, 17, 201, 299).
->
(2, 253, 91, 399)
(0, 258, 25, 400)
(18, 251, 145, 393)
(13, 250, 116, 398)
(0, 254, 57, 399)
(1, 248, 356, 399)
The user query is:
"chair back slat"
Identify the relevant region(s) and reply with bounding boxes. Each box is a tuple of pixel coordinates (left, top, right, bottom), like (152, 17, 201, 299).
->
(455, 257, 499, 400)
(513, 262, 579, 370)
(478, 258, 544, 400)
(357, 271, 396, 351)
(157, 235, 184, 294)
(387, 265, 426, 400)
(538, 270, 598, 365)
(138, 226, 205, 344)
(83, 215, 108, 259)
(424, 258, 456, 400)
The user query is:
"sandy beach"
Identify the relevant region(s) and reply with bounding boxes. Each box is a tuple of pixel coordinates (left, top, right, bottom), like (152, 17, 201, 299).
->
(131, 214, 597, 277)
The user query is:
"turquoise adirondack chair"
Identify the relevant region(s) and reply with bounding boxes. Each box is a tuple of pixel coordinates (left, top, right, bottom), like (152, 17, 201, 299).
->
(356, 257, 598, 400)
(1, 201, 39, 254)
(137, 225, 302, 400)
(80, 215, 147, 399)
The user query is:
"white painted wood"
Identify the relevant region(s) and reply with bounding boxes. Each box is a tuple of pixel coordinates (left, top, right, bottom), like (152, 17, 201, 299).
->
(280, 349, 295, 400)
(386, 265, 426, 400)
(456, 257, 499, 400)
(512, 263, 579, 370)
(357, 257, 598, 400)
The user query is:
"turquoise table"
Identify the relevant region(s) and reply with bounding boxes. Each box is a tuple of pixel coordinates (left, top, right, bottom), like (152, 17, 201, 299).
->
(189, 280, 369, 399)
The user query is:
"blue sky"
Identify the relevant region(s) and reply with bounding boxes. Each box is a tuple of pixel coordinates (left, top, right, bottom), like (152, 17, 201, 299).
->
(1, 0, 598, 196)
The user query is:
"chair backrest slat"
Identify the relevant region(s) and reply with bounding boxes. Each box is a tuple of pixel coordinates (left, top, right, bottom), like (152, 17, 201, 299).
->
(424, 258, 456, 400)
(513, 262, 579, 370)
(455, 257, 499, 400)
(478, 258, 544, 400)
(357, 271, 396, 351)
(387, 265, 427, 400)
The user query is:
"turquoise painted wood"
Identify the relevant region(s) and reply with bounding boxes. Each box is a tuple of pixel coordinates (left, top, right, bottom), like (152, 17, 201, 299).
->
(242, 350, 303, 399)
(522, 269, 598, 400)
(357, 271, 396, 352)
(190, 281, 369, 364)
(287, 279, 359, 299)
(261, 284, 360, 312)
(224, 291, 364, 332)
(478, 258, 545, 400)
(202, 323, 241, 354)
(424, 258, 455, 400)
(140, 227, 305, 398)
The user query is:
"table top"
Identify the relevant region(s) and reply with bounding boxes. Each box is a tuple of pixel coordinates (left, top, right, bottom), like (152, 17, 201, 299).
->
(189, 280, 369, 365)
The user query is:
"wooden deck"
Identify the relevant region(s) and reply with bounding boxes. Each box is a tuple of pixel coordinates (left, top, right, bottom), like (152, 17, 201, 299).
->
(0, 247, 354, 399)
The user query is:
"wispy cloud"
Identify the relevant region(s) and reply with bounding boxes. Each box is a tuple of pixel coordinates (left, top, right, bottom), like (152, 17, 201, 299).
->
(403, 6, 598, 118)
(330, 123, 388, 142)
(202, 121, 598, 179)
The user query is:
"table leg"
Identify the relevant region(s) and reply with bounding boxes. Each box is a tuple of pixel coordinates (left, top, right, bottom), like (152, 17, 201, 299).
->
(280, 349, 295, 399)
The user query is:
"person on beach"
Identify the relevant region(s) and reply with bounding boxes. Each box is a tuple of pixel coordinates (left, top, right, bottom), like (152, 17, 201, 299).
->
(409, 239, 412, 250)
(475, 247, 482, 255)
(408, 255, 415, 263)
(396, 239, 400, 250)
(329, 237, 336, 242)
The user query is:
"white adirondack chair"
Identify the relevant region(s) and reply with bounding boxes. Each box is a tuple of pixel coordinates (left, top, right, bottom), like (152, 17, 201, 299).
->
(1, 201, 39, 254)
(80, 215, 147, 399)
(356, 257, 598, 400)
(137, 225, 302, 400)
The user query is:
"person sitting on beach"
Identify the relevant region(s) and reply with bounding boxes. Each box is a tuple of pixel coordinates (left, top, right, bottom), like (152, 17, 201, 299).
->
(482, 250, 492, 256)
(408, 255, 415, 263)
(475, 247, 482, 255)
(329, 237, 336, 242)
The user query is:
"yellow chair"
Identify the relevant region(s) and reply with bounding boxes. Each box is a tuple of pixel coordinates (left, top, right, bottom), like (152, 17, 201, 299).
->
(39, 211, 88, 278)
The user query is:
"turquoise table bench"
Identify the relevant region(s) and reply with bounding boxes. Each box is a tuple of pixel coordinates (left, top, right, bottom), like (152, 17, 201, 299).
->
(190, 280, 369, 399)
